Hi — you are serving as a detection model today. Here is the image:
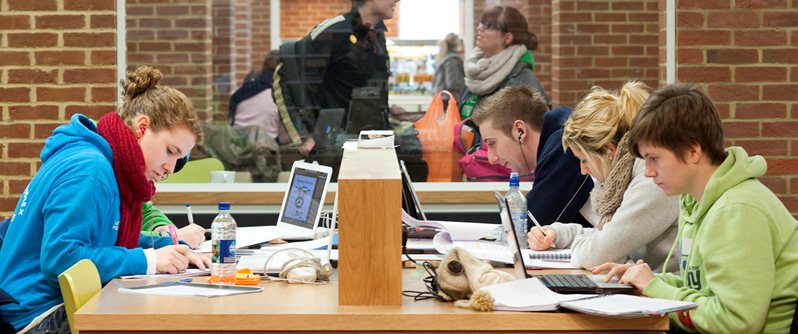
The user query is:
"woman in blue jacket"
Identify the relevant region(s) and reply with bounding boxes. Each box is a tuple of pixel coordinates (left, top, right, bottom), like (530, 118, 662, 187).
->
(0, 66, 210, 333)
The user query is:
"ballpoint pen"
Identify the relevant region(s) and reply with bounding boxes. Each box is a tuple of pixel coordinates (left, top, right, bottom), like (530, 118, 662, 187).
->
(526, 211, 548, 237)
(185, 203, 195, 225)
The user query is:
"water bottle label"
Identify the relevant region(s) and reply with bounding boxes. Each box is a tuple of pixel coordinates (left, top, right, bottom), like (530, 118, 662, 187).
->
(212, 239, 236, 264)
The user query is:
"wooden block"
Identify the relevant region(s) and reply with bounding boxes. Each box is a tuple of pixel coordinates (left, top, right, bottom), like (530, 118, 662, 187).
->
(337, 144, 402, 306)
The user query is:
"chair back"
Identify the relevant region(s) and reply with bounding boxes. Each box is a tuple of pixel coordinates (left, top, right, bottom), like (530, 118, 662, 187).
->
(58, 259, 101, 334)
(160, 158, 224, 183)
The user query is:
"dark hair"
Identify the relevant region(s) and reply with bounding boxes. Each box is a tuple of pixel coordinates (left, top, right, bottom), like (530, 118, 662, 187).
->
(261, 49, 280, 73)
(628, 84, 726, 165)
(472, 86, 548, 137)
(351, 0, 367, 7)
(480, 6, 538, 51)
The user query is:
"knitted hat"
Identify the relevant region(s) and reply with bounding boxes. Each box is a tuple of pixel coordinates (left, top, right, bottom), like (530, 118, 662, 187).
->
(436, 247, 516, 301)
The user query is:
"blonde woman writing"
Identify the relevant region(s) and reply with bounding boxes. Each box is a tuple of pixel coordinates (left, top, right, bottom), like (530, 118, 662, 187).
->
(528, 81, 679, 272)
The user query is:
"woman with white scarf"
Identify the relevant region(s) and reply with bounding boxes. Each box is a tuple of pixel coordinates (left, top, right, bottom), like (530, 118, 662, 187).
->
(459, 6, 549, 119)
(528, 81, 680, 273)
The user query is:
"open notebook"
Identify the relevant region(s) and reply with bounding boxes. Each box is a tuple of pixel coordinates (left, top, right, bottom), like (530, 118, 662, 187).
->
(478, 277, 697, 317)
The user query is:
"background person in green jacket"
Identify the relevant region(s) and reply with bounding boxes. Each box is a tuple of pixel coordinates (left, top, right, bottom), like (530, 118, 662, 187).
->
(141, 202, 206, 249)
(593, 84, 798, 333)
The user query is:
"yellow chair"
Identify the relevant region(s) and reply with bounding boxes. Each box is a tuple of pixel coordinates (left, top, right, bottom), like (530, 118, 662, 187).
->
(160, 157, 224, 183)
(57, 259, 101, 334)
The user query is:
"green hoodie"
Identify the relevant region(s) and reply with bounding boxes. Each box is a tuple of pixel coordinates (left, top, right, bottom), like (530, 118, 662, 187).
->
(644, 147, 798, 333)
(141, 201, 173, 236)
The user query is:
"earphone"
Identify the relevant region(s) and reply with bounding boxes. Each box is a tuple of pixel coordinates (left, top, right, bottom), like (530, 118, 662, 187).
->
(263, 248, 333, 284)
(517, 129, 523, 142)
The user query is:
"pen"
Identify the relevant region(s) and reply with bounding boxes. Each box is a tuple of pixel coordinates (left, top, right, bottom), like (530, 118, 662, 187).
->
(159, 277, 193, 285)
(185, 203, 194, 225)
(526, 211, 547, 237)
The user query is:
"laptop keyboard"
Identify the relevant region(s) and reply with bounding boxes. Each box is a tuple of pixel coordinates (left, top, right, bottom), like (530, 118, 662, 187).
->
(539, 274, 598, 289)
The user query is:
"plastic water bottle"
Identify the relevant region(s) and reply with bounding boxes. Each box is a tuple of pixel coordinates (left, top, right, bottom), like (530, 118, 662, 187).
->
(506, 172, 529, 249)
(210, 202, 236, 284)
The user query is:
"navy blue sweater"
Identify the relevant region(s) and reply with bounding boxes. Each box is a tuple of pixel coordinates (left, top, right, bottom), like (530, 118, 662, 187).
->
(527, 106, 593, 229)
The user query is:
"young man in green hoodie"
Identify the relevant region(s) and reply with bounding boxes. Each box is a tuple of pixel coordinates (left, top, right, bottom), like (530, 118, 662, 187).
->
(592, 84, 798, 333)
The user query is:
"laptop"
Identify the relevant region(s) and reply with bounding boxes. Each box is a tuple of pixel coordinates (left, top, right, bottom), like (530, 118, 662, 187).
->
(313, 108, 347, 151)
(499, 196, 636, 295)
(400, 160, 426, 221)
(267, 161, 333, 240)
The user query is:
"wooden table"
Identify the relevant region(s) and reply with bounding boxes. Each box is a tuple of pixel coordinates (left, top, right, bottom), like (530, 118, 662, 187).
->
(75, 269, 668, 333)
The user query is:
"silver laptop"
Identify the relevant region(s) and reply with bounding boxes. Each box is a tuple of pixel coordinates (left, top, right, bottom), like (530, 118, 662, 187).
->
(498, 195, 635, 294)
(267, 161, 333, 240)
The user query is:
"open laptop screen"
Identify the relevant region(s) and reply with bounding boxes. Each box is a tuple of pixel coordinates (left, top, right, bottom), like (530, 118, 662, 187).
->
(280, 165, 330, 230)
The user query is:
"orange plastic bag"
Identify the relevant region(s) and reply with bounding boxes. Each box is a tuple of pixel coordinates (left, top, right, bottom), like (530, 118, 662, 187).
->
(415, 91, 462, 182)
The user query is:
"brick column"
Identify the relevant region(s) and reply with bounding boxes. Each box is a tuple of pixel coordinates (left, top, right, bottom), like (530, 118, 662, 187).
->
(670, 0, 798, 216)
(251, 0, 272, 69)
(0, 0, 118, 214)
(552, 0, 660, 107)
(126, 0, 214, 121)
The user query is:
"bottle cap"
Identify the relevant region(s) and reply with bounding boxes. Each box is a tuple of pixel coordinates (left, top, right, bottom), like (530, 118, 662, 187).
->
(218, 202, 231, 211)
(509, 172, 520, 187)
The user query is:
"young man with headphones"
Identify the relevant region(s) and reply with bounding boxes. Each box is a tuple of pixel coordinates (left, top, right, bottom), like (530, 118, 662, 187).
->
(471, 86, 594, 235)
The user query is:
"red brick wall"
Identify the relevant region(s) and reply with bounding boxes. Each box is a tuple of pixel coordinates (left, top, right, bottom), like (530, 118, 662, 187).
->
(251, 0, 272, 70)
(126, 0, 214, 121)
(673, 0, 798, 215)
(552, 0, 660, 107)
(527, 1, 553, 95)
(280, 0, 399, 39)
(211, 0, 235, 121)
(0, 0, 117, 214)
(234, 0, 253, 86)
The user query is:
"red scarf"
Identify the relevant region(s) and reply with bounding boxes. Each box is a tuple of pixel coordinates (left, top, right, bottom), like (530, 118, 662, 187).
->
(97, 113, 155, 249)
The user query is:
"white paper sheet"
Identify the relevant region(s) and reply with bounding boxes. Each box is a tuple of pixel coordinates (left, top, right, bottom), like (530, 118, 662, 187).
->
(402, 210, 497, 241)
(197, 226, 282, 253)
(119, 268, 210, 280)
(120, 283, 262, 298)
(432, 232, 514, 263)
(478, 277, 594, 311)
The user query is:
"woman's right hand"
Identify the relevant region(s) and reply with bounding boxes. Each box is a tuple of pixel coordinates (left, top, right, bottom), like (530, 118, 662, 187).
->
(155, 245, 190, 274)
(527, 226, 556, 250)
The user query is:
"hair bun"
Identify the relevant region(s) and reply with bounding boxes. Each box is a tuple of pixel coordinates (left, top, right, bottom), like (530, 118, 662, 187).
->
(122, 66, 162, 99)
(527, 31, 538, 51)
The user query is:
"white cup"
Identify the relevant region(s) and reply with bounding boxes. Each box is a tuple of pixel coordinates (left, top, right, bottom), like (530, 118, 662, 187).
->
(210, 171, 236, 183)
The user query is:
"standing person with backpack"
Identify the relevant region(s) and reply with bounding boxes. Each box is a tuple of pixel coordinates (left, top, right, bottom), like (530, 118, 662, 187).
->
(274, 0, 399, 156)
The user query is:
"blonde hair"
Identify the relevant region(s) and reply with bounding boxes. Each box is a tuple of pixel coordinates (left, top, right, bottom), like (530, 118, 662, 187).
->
(436, 33, 461, 63)
(118, 66, 202, 142)
(562, 81, 650, 177)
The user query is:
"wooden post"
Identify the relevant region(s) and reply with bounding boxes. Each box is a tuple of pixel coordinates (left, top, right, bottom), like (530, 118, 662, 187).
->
(337, 143, 402, 305)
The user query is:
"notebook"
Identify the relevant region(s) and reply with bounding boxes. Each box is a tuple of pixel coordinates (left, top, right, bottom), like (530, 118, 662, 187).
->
(477, 277, 697, 317)
(265, 161, 333, 240)
(501, 197, 635, 294)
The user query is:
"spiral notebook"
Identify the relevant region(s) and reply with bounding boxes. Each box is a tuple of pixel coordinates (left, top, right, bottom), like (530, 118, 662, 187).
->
(527, 249, 571, 261)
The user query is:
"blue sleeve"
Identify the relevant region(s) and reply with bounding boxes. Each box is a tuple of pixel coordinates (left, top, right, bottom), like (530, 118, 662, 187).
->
(526, 129, 593, 228)
(41, 174, 147, 285)
(138, 234, 178, 249)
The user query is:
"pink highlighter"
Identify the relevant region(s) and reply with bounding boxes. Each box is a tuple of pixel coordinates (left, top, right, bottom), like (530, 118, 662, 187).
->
(167, 224, 179, 245)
